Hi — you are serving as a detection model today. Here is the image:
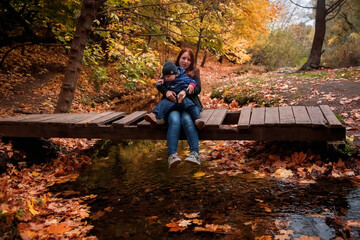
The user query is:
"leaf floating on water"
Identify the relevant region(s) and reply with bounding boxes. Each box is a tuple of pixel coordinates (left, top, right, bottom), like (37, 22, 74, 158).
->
(178, 219, 192, 227)
(298, 179, 316, 185)
(166, 221, 186, 232)
(193, 172, 205, 178)
(294, 236, 321, 240)
(192, 219, 203, 225)
(347, 220, 360, 227)
(184, 212, 200, 219)
(194, 224, 218, 232)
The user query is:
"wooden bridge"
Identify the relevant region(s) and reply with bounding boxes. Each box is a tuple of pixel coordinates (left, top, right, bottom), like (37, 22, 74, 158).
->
(0, 105, 345, 142)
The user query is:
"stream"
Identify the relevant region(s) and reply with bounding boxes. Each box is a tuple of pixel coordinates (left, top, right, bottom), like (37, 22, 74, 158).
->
(53, 140, 360, 239)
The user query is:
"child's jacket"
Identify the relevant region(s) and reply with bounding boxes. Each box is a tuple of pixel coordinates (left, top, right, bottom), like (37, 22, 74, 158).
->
(158, 67, 196, 93)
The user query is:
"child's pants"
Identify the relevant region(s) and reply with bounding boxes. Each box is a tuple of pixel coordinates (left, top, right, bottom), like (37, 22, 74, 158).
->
(153, 97, 200, 121)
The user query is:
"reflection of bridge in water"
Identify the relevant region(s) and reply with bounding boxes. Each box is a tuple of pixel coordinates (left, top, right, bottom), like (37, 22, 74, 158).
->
(0, 105, 345, 142)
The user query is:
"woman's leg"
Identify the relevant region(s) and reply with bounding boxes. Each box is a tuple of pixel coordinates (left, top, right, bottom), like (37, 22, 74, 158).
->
(181, 111, 199, 154)
(167, 110, 181, 155)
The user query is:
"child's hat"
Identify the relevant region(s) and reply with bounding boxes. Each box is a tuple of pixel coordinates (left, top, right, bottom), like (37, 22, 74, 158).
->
(162, 61, 178, 75)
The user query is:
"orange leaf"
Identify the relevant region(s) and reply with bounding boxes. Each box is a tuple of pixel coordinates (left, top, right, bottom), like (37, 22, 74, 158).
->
(48, 222, 72, 234)
(184, 212, 200, 219)
(194, 224, 219, 232)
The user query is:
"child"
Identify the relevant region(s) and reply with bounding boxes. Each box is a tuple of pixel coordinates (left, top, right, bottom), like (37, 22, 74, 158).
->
(144, 61, 205, 129)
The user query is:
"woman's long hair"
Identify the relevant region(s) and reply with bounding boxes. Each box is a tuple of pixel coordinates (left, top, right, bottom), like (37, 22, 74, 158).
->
(175, 48, 197, 78)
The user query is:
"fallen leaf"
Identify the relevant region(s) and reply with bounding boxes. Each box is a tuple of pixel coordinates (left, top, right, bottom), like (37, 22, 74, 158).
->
(184, 212, 200, 219)
(178, 219, 192, 227)
(27, 200, 39, 216)
(48, 222, 72, 234)
(294, 236, 321, 240)
(274, 168, 293, 178)
(194, 224, 219, 232)
(193, 172, 205, 178)
(347, 220, 360, 227)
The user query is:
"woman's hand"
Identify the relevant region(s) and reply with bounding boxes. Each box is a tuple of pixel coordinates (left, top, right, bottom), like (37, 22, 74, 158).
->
(177, 90, 186, 103)
(187, 84, 194, 94)
(166, 91, 177, 102)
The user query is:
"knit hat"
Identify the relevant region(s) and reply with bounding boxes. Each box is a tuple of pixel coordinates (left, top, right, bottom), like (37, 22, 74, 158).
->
(162, 61, 178, 75)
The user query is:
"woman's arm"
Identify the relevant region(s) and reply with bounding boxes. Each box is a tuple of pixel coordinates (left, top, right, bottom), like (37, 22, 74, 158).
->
(186, 68, 201, 96)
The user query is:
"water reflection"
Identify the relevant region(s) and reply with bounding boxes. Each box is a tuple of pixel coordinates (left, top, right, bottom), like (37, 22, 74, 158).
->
(52, 140, 360, 239)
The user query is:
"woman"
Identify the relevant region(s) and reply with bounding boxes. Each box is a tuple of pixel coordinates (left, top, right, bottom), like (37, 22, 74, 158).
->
(157, 48, 203, 168)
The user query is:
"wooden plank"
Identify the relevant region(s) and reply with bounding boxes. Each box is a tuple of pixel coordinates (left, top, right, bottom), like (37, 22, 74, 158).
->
(87, 112, 125, 126)
(75, 112, 112, 125)
(0, 114, 44, 123)
(42, 113, 96, 125)
(307, 106, 326, 126)
(292, 106, 311, 126)
(0, 114, 70, 125)
(238, 107, 251, 129)
(205, 109, 227, 128)
(279, 106, 295, 125)
(76, 112, 125, 126)
(265, 107, 279, 125)
(19, 114, 67, 123)
(250, 108, 265, 126)
(319, 105, 342, 128)
(200, 109, 215, 123)
(112, 111, 147, 128)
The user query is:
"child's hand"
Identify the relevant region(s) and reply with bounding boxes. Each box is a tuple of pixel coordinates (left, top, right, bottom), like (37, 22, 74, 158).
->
(177, 90, 186, 103)
(166, 91, 177, 102)
(156, 79, 164, 85)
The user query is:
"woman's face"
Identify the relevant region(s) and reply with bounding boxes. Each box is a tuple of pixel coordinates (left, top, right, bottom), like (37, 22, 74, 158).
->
(178, 52, 192, 70)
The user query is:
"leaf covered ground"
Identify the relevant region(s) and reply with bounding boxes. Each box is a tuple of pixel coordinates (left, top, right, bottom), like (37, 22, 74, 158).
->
(0, 46, 360, 239)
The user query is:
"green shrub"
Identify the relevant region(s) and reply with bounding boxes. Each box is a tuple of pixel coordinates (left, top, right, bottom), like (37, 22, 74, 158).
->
(250, 26, 311, 70)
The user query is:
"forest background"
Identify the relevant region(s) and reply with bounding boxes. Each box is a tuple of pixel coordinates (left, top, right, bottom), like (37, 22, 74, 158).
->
(0, 0, 359, 113)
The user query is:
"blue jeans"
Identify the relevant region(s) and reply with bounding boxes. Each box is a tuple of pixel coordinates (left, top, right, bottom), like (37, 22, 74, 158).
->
(153, 97, 200, 120)
(167, 110, 199, 155)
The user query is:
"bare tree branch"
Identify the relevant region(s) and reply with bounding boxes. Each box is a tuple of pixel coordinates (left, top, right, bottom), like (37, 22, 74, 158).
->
(326, 2, 344, 21)
(289, 0, 315, 9)
(326, 0, 346, 15)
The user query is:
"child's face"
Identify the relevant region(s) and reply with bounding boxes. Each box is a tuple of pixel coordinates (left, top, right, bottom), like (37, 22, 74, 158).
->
(164, 74, 176, 82)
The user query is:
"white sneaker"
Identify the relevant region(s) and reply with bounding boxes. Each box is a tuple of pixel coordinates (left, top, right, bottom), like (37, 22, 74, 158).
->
(184, 151, 200, 165)
(168, 153, 181, 168)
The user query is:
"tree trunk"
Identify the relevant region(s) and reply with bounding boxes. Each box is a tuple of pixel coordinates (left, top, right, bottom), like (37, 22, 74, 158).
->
(200, 49, 207, 67)
(194, 28, 204, 67)
(194, 14, 205, 67)
(298, 0, 326, 71)
(55, 0, 105, 113)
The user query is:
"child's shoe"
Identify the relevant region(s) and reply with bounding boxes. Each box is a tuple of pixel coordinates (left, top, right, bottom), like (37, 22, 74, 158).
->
(144, 113, 157, 124)
(157, 118, 165, 125)
(168, 153, 181, 168)
(195, 119, 205, 130)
